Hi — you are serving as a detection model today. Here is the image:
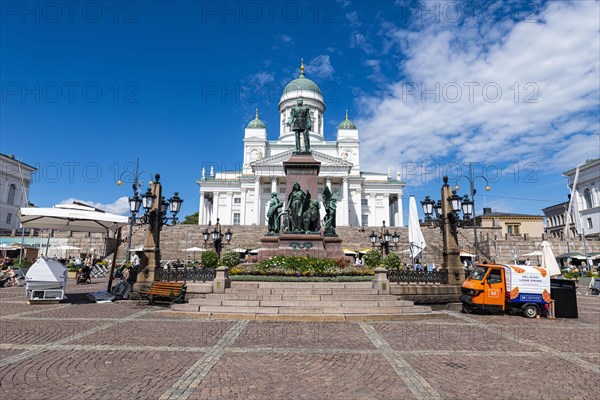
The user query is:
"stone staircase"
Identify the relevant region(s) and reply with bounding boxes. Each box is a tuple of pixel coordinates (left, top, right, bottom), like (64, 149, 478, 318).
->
(170, 281, 437, 321)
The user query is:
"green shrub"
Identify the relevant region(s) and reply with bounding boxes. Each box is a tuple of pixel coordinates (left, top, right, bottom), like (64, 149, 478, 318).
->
(201, 250, 219, 268)
(221, 251, 240, 268)
(363, 250, 382, 269)
(383, 252, 402, 270)
(230, 275, 373, 282)
(241, 255, 369, 277)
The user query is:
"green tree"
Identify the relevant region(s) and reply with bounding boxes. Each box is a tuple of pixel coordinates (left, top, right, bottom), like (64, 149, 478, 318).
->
(181, 212, 199, 225)
(363, 250, 382, 269)
(201, 250, 218, 268)
(383, 252, 402, 270)
(220, 251, 240, 268)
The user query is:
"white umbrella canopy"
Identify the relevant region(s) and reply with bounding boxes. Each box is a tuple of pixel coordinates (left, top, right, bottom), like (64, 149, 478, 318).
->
(460, 250, 476, 258)
(18, 203, 128, 233)
(184, 247, 205, 252)
(52, 245, 80, 251)
(408, 196, 426, 261)
(522, 250, 542, 257)
(541, 241, 561, 277)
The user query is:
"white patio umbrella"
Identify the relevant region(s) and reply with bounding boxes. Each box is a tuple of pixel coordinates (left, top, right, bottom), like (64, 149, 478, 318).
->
(541, 240, 561, 277)
(184, 246, 205, 260)
(408, 195, 426, 263)
(521, 250, 542, 265)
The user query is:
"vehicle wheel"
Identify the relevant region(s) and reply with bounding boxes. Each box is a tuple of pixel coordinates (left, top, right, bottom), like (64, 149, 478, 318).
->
(462, 303, 474, 314)
(523, 304, 538, 318)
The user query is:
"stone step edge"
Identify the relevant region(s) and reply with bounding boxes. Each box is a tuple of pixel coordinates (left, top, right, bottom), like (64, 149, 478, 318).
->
(166, 309, 448, 322)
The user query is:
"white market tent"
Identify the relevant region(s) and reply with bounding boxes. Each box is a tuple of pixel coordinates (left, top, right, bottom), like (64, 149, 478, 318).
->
(18, 203, 128, 233)
(25, 257, 69, 301)
(18, 203, 129, 296)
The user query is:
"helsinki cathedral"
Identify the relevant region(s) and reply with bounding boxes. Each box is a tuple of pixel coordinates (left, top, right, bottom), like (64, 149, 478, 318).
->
(197, 61, 405, 228)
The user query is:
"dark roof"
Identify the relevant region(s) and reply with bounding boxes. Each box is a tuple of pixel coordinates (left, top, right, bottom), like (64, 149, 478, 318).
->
(542, 201, 569, 212)
(0, 153, 37, 171)
(478, 211, 543, 218)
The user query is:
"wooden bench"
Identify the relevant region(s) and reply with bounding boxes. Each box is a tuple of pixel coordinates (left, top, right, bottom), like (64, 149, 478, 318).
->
(139, 282, 186, 306)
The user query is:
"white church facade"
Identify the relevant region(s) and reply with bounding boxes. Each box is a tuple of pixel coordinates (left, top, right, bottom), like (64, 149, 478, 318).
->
(197, 62, 405, 228)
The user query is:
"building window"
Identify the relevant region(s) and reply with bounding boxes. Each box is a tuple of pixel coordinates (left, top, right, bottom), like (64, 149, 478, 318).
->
(588, 218, 593, 229)
(233, 213, 240, 225)
(6, 213, 12, 225)
(233, 197, 241, 204)
(361, 198, 368, 206)
(263, 188, 271, 194)
(507, 224, 520, 236)
(7, 184, 16, 205)
(361, 215, 369, 227)
(583, 188, 593, 209)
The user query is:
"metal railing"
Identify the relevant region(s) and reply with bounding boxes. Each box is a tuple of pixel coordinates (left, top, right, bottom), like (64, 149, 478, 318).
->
(155, 265, 216, 283)
(387, 269, 449, 284)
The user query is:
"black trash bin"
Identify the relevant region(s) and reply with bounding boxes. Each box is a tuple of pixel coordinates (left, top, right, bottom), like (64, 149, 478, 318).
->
(551, 278, 578, 318)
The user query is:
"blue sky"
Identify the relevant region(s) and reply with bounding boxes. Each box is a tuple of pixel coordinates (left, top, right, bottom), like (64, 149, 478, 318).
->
(2, 0, 599, 222)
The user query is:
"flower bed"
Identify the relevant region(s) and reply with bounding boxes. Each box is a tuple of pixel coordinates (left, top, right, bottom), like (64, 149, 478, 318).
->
(229, 255, 373, 277)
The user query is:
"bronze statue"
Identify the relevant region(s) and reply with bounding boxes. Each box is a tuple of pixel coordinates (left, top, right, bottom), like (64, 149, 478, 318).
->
(322, 186, 338, 235)
(303, 200, 321, 233)
(266, 192, 283, 235)
(286, 98, 312, 153)
(287, 182, 310, 232)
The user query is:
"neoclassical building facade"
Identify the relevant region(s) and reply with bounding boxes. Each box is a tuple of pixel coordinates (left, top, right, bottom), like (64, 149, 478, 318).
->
(197, 62, 405, 228)
(0, 153, 36, 233)
(564, 158, 600, 239)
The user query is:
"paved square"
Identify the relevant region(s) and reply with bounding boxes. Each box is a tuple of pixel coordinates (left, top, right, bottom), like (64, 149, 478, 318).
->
(1, 278, 598, 399)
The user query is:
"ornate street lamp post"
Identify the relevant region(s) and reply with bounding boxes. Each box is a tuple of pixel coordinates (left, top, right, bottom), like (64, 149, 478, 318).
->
(421, 176, 474, 285)
(116, 159, 154, 263)
(203, 221, 233, 259)
(129, 173, 183, 297)
(454, 162, 491, 262)
(369, 222, 399, 256)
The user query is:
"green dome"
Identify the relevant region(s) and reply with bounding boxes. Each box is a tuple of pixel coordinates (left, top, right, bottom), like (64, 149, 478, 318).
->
(247, 109, 266, 129)
(338, 109, 356, 130)
(282, 60, 322, 96)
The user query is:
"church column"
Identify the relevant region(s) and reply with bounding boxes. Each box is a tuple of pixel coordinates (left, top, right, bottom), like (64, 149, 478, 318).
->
(240, 188, 247, 225)
(212, 192, 220, 223)
(225, 191, 233, 225)
(271, 177, 277, 194)
(367, 193, 374, 227)
(397, 193, 404, 227)
(342, 177, 349, 226)
(198, 191, 205, 225)
(383, 194, 390, 226)
(254, 177, 261, 225)
(325, 178, 332, 190)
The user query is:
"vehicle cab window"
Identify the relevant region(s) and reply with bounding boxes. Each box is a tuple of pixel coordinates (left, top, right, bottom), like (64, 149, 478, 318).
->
(470, 266, 487, 281)
(487, 269, 502, 284)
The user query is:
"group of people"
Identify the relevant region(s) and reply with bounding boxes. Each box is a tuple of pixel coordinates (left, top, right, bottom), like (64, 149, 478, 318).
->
(0, 256, 19, 287)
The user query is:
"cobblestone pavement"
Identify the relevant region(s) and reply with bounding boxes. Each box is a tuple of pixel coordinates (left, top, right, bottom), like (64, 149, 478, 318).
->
(0, 278, 598, 399)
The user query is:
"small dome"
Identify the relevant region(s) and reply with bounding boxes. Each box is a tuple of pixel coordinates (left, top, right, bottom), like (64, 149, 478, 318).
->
(282, 59, 322, 96)
(338, 109, 356, 130)
(247, 108, 266, 129)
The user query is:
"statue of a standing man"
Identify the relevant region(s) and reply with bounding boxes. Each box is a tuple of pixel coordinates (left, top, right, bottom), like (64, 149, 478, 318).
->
(286, 98, 312, 153)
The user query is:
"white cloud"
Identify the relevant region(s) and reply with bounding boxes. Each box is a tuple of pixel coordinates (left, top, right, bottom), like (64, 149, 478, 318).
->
(59, 197, 130, 215)
(306, 55, 335, 79)
(356, 1, 600, 178)
(346, 11, 360, 27)
(248, 71, 275, 87)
